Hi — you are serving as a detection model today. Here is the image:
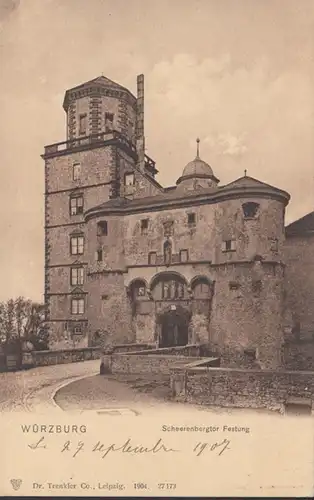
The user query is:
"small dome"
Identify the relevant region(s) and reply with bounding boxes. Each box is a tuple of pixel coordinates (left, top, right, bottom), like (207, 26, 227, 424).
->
(182, 157, 214, 178)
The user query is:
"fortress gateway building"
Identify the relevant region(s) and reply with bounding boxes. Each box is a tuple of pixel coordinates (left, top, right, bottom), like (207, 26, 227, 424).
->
(42, 74, 314, 371)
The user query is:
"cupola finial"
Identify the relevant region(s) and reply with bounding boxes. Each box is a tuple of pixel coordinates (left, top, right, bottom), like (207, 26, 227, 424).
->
(196, 137, 200, 158)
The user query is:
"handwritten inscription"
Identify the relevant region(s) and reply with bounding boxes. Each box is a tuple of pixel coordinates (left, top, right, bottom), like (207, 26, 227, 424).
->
(27, 436, 231, 458)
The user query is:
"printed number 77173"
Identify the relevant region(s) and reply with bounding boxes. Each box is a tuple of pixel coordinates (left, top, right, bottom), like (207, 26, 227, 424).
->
(158, 483, 176, 490)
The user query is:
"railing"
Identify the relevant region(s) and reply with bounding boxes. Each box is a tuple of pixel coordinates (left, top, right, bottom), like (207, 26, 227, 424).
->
(43, 131, 157, 171)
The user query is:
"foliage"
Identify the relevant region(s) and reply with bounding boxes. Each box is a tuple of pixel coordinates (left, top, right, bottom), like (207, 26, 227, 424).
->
(0, 297, 47, 352)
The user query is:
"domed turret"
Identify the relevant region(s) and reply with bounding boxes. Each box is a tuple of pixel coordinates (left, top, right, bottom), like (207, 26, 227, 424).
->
(176, 138, 219, 192)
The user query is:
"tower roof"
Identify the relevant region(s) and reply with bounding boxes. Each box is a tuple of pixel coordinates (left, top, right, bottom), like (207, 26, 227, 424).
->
(176, 138, 219, 185)
(63, 75, 136, 110)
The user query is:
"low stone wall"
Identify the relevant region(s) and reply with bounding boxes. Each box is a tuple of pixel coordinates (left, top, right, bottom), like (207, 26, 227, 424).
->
(284, 340, 314, 370)
(110, 343, 155, 354)
(23, 347, 102, 367)
(170, 366, 314, 412)
(110, 354, 203, 375)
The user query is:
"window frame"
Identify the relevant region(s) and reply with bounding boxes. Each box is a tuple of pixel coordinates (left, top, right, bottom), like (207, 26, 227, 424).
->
(97, 220, 108, 236)
(179, 249, 189, 262)
(125, 172, 135, 187)
(73, 163, 81, 181)
(71, 297, 85, 315)
(70, 235, 84, 255)
(148, 251, 157, 265)
(70, 266, 84, 286)
(242, 202, 260, 219)
(140, 218, 149, 234)
(187, 212, 196, 225)
(79, 113, 87, 136)
(69, 193, 84, 216)
(222, 239, 236, 253)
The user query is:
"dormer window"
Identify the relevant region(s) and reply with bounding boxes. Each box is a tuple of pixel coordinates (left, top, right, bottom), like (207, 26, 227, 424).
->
(125, 173, 135, 186)
(242, 202, 259, 219)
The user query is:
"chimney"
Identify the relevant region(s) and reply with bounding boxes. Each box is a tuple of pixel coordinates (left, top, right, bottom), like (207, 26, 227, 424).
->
(136, 74, 145, 171)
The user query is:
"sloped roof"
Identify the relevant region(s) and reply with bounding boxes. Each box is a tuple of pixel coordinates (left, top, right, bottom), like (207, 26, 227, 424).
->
(222, 175, 280, 191)
(285, 211, 314, 237)
(63, 75, 136, 109)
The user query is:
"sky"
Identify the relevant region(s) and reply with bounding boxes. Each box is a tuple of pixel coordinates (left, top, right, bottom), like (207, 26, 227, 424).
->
(0, 0, 314, 302)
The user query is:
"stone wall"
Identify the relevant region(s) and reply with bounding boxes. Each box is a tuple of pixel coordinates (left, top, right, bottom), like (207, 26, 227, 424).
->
(109, 353, 202, 375)
(284, 234, 314, 335)
(284, 340, 314, 370)
(23, 347, 101, 367)
(171, 366, 314, 412)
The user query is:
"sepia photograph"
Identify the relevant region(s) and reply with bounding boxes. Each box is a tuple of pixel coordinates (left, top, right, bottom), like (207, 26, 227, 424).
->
(0, 0, 314, 496)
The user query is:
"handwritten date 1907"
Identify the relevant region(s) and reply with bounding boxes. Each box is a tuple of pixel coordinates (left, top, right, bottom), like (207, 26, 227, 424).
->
(28, 436, 231, 458)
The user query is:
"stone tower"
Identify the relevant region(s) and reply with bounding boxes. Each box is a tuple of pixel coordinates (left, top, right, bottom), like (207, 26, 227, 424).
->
(42, 75, 158, 347)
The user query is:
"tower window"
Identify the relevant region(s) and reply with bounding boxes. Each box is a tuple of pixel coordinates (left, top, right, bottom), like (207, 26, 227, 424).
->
(105, 112, 114, 132)
(70, 267, 84, 286)
(125, 173, 135, 186)
(73, 163, 81, 181)
(188, 213, 196, 225)
(222, 239, 236, 252)
(79, 114, 87, 135)
(70, 235, 84, 255)
(269, 238, 278, 252)
(71, 298, 85, 315)
(141, 219, 149, 234)
(242, 202, 259, 219)
(148, 252, 157, 265)
(97, 220, 108, 236)
(179, 249, 189, 262)
(70, 194, 84, 215)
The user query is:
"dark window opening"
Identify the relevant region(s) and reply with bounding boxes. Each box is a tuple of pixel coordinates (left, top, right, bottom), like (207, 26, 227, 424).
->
(242, 202, 259, 219)
(252, 280, 262, 294)
(188, 213, 196, 225)
(141, 219, 149, 234)
(244, 348, 256, 361)
(97, 221, 108, 236)
(269, 238, 279, 252)
(96, 249, 103, 262)
(229, 281, 240, 290)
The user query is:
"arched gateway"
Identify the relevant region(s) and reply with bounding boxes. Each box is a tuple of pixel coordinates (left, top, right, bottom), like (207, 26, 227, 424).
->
(156, 305, 191, 347)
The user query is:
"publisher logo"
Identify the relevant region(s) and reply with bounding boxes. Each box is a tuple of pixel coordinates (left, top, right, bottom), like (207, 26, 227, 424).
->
(10, 479, 22, 491)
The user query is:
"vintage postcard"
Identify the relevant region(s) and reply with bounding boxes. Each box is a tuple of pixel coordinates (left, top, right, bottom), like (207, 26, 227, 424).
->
(0, 0, 314, 496)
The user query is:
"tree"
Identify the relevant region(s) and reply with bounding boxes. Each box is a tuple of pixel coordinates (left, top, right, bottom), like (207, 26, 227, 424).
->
(0, 297, 47, 352)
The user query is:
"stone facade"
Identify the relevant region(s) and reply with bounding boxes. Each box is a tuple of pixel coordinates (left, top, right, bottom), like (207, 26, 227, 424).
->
(43, 73, 313, 371)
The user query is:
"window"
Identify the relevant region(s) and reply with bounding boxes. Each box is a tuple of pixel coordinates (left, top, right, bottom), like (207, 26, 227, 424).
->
(242, 202, 259, 219)
(229, 281, 240, 290)
(141, 219, 149, 234)
(71, 267, 84, 286)
(70, 194, 83, 216)
(97, 221, 108, 236)
(222, 239, 236, 252)
(148, 252, 157, 265)
(71, 298, 85, 315)
(163, 240, 172, 265)
(188, 213, 196, 225)
(269, 238, 278, 252)
(96, 249, 103, 262)
(125, 173, 135, 186)
(179, 249, 189, 262)
(70, 235, 84, 255)
(73, 163, 81, 181)
(135, 286, 146, 297)
(105, 112, 114, 132)
(73, 325, 82, 334)
(252, 280, 262, 294)
(79, 114, 87, 135)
